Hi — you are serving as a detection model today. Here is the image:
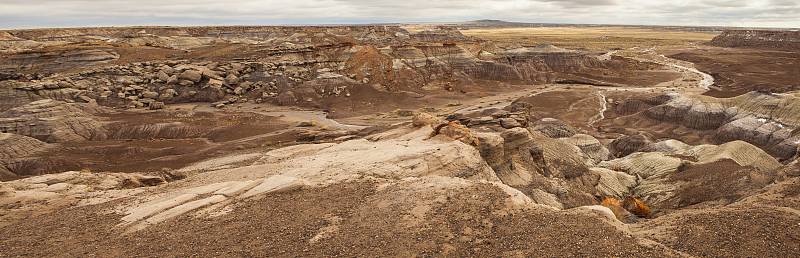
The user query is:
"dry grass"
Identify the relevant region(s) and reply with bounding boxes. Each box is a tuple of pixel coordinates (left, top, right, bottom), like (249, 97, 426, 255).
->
(461, 27, 718, 51)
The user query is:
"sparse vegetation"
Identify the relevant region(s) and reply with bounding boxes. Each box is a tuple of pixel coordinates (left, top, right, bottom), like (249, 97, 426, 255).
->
(461, 27, 717, 51)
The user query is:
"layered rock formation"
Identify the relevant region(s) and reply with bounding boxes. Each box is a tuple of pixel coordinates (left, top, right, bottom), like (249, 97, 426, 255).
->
(0, 48, 119, 73)
(611, 91, 800, 160)
(1, 25, 668, 118)
(709, 29, 800, 51)
(0, 99, 108, 143)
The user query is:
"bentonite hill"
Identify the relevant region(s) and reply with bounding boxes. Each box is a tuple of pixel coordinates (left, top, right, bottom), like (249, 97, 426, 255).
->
(1, 22, 799, 256)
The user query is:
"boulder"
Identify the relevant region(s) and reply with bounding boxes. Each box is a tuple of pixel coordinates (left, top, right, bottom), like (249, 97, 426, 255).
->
(225, 74, 239, 85)
(206, 79, 224, 90)
(600, 198, 640, 223)
(166, 75, 179, 85)
(622, 196, 650, 217)
(156, 70, 170, 82)
(179, 70, 202, 83)
(413, 112, 478, 146)
(141, 91, 159, 99)
(149, 102, 165, 110)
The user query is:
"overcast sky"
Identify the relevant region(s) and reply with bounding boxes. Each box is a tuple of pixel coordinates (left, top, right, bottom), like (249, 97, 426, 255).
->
(1, 0, 798, 29)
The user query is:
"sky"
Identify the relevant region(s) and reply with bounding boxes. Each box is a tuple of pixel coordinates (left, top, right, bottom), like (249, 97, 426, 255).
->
(0, 0, 798, 29)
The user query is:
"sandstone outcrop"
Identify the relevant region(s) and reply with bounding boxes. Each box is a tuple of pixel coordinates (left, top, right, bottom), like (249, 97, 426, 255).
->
(0, 170, 168, 224)
(412, 112, 479, 146)
(0, 49, 119, 73)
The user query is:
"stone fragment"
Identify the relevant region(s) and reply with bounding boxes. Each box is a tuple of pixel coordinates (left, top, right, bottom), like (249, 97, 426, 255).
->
(166, 75, 179, 84)
(149, 102, 165, 110)
(156, 70, 169, 82)
(141, 91, 159, 99)
(179, 70, 202, 83)
(622, 196, 650, 217)
(499, 117, 522, 128)
(206, 79, 224, 90)
(225, 74, 239, 85)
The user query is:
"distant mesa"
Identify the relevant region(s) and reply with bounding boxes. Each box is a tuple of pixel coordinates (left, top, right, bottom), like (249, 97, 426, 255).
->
(709, 29, 800, 51)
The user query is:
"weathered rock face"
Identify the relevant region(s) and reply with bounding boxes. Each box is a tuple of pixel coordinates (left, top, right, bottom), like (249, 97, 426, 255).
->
(208, 126, 500, 183)
(445, 106, 532, 130)
(0, 49, 119, 73)
(0, 133, 51, 181)
(0, 133, 48, 160)
(0, 99, 108, 143)
(613, 91, 800, 160)
(709, 29, 800, 51)
(108, 122, 204, 140)
(476, 127, 600, 209)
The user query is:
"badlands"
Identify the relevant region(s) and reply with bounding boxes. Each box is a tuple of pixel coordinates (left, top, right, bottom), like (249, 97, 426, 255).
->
(1, 21, 799, 256)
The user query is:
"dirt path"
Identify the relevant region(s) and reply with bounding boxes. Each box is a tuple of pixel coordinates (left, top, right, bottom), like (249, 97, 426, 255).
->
(611, 47, 714, 90)
(657, 54, 714, 90)
(588, 90, 607, 127)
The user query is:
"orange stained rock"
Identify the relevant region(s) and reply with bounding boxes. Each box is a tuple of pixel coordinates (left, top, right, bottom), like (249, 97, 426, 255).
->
(601, 198, 621, 208)
(623, 196, 650, 217)
(600, 198, 628, 222)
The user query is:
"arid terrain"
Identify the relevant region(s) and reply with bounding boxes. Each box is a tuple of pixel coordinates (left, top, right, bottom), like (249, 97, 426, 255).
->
(1, 21, 799, 256)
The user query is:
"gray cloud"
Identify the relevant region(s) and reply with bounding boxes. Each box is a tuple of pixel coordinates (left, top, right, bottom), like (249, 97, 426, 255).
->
(0, 0, 797, 29)
(769, 0, 800, 6)
(538, 0, 618, 7)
